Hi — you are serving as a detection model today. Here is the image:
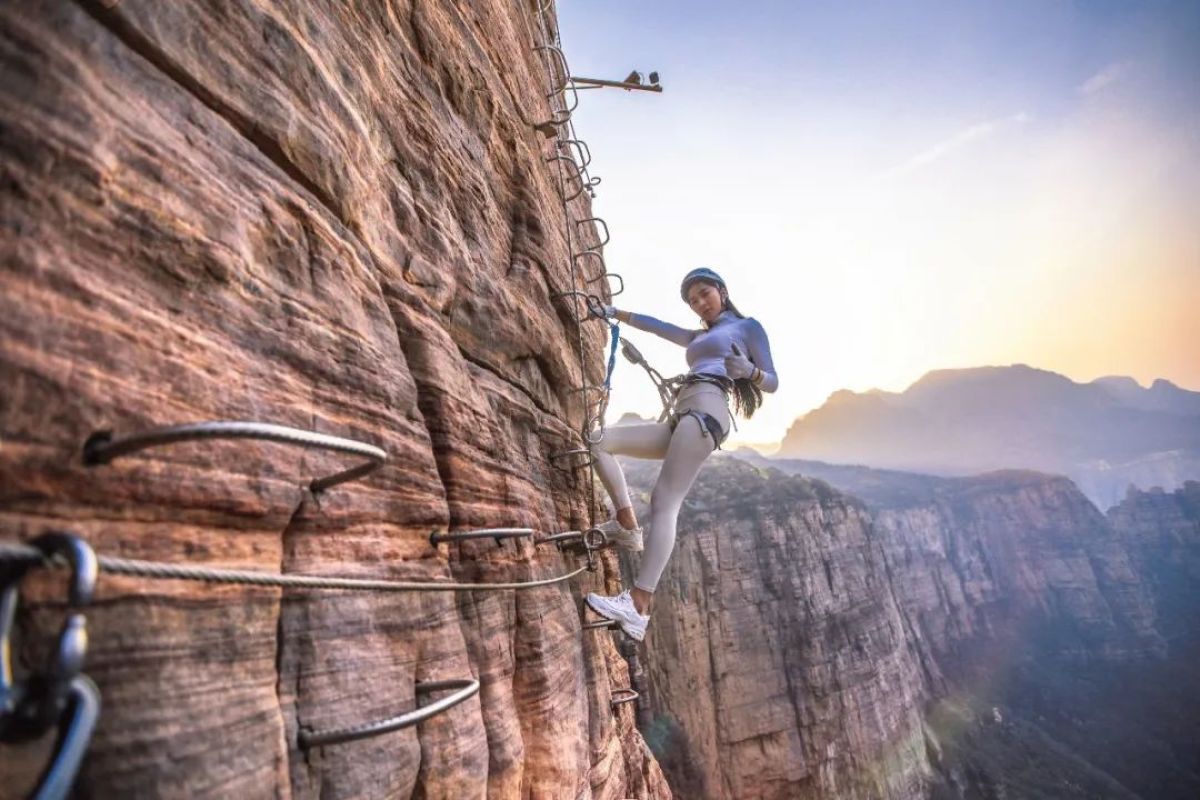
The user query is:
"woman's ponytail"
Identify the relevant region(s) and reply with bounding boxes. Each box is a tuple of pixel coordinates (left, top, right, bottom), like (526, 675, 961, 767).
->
(706, 294, 762, 419)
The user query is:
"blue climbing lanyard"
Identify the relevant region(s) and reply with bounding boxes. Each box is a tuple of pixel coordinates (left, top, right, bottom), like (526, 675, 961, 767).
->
(602, 322, 620, 389)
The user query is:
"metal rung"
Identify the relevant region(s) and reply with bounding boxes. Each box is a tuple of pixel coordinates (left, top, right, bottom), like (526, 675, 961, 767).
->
(549, 448, 594, 470)
(575, 217, 610, 249)
(582, 618, 618, 631)
(537, 528, 606, 551)
(429, 528, 535, 546)
(534, 45, 579, 116)
(299, 678, 479, 748)
(549, 289, 604, 324)
(82, 421, 387, 492)
(590, 273, 624, 297)
(545, 154, 597, 202)
(567, 384, 607, 396)
(559, 139, 592, 168)
(610, 688, 639, 709)
(574, 250, 605, 282)
(562, 176, 599, 203)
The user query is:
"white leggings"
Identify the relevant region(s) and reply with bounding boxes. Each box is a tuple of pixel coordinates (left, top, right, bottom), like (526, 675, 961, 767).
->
(589, 383, 731, 592)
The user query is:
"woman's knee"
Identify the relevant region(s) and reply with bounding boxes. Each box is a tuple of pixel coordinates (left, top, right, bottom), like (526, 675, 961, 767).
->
(649, 481, 685, 516)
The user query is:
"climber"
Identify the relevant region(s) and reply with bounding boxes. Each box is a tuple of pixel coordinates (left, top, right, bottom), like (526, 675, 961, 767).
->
(585, 267, 778, 641)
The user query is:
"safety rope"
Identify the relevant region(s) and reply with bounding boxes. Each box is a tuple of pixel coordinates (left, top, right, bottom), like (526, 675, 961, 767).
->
(0, 542, 589, 593)
(526, 4, 607, 527)
(602, 321, 620, 390)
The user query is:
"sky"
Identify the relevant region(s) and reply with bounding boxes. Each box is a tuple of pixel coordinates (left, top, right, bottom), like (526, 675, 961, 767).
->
(555, 0, 1200, 446)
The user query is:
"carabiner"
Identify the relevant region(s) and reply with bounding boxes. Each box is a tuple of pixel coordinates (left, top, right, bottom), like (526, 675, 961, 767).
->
(0, 531, 100, 800)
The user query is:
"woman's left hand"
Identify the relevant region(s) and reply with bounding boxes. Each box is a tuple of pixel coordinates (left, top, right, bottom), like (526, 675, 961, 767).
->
(724, 343, 755, 380)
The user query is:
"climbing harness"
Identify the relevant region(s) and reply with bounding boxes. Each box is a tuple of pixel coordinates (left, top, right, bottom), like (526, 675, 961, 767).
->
(669, 408, 730, 452)
(1, 532, 100, 800)
(617, 337, 740, 447)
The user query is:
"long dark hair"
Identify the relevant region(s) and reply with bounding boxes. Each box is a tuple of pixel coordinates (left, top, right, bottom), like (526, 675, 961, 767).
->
(698, 282, 763, 419)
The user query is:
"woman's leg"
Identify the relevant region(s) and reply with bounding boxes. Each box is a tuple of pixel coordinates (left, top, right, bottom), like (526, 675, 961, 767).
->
(633, 388, 730, 608)
(589, 421, 672, 520)
(633, 416, 717, 594)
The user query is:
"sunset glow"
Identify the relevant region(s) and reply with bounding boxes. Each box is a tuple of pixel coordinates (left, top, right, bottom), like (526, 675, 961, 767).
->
(559, 0, 1200, 445)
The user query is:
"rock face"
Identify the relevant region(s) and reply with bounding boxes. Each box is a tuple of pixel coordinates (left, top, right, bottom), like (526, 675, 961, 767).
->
(873, 471, 1166, 677)
(619, 458, 933, 800)
(619, 453, 1196, 798)
(0, 2, 667, 798)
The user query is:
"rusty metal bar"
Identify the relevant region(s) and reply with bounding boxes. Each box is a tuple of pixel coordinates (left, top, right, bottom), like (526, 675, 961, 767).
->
(82, 421, 387, 493)
(299, 678, 480, 748)
(429, 528, 535, 546)
(571, 76, 663, 93)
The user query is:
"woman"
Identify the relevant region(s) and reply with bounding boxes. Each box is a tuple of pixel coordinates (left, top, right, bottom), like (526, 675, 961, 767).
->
(585, 267, 778, 641)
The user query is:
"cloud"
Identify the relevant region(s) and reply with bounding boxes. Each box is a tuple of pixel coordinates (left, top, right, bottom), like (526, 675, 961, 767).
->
(1078, 61, 1134, 95)
(878, 112, 1030, 180)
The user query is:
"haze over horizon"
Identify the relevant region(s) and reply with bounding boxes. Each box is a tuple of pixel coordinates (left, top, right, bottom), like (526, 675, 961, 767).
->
(557, 0, 1200, 446)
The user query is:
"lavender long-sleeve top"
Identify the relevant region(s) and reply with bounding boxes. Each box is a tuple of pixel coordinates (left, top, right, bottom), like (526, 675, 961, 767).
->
(625, 309, 778, 392)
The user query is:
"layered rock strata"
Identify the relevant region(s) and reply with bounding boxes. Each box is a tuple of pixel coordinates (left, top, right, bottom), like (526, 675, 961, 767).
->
(0, 1, 667, 798)
(619, 453, 1187, 798)
(618, 458, 932, 800)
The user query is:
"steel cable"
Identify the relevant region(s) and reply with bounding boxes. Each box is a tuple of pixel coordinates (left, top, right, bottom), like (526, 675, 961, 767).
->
(0, 542, 587, 593)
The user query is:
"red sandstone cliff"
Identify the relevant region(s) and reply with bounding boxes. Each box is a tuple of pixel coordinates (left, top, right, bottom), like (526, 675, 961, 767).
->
(620, 455, 1191, 799)
(618, 458, 932, 799)
(0, 2, 667, 797)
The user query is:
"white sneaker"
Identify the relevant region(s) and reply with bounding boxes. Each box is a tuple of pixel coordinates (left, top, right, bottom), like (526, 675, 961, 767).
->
(595, 519, 644, 552)
(585, 589, 649, 641)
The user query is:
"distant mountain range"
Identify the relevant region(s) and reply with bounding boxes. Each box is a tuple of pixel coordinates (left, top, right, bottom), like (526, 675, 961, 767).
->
(774, 365, 1200, 510)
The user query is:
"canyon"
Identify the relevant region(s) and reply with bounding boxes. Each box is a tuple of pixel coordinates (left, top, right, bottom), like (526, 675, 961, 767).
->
(3, 2, 1195, 799)
(620, 455, 1199, 799)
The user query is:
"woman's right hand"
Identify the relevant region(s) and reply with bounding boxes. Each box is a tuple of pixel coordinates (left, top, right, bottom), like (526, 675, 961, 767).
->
(590, 302, 620, 321)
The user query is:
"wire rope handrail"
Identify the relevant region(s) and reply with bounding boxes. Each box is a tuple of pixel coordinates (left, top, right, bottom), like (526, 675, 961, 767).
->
(0, 542, 588, 593)
(610, 688, 639, 709)
(528, 0, 604, 528)
(82, 421, 387, 492)
(298, 678, 480, 748)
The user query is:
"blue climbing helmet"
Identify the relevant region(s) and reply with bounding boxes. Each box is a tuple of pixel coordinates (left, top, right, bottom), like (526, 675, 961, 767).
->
(680, 267, 726, 302)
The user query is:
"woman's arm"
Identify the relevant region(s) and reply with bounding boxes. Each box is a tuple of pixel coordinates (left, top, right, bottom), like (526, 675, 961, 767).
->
(744, 318, 779, 392)
(616, 310, 698, 348)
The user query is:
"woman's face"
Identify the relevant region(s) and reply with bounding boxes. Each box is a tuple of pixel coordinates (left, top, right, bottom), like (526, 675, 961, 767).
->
(686, 281, 725, 324)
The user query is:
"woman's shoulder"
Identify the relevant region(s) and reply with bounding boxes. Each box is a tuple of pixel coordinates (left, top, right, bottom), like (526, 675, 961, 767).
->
(738, 316, 767, 333)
